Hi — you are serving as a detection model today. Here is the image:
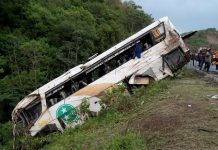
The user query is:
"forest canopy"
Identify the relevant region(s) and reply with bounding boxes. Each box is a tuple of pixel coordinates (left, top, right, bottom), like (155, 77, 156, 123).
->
(0, 0, 153, 123)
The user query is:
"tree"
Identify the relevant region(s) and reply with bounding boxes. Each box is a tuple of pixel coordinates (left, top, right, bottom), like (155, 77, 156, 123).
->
(0, 0, 154, 147)
(0, 0, 29, 27)
(0, 0, 153, 125)
(49, 8, 97, 67)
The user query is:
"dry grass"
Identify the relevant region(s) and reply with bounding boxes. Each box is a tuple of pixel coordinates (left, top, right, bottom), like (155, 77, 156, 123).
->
(128, 70, 218, 150)
(17, 69, 218, 150)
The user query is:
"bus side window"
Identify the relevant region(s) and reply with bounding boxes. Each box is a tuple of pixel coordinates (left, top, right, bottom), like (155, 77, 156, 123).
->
(141, 33, 153, 51)
(86, 73, 93, 84)
(71, 81, 78, 93)
(151, 23, 165, 43)
(48, 98, 56, 106)
(77, 74, 88, 90)
(78, 80, 87, 89)
(59, 90, 67, 99)
(46, 90, 67, 108)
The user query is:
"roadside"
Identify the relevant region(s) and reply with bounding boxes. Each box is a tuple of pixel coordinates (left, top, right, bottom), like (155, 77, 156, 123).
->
(5, 69, 218, 150)
(130, 69, 218, 150)
(186, 61, 218, 82)
(42, 69, 218, 150)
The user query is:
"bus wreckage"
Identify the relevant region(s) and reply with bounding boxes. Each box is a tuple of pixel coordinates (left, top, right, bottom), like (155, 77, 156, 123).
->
(12, 17, 193, 136)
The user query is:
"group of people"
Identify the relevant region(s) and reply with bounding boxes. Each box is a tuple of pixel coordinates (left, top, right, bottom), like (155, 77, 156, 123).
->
(192, 47, 213, 72)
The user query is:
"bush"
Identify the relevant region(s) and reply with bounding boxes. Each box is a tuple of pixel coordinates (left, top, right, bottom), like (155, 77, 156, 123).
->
(0, 122, 13, 149)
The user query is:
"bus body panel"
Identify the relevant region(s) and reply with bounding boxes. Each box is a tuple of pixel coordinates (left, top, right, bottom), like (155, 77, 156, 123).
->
(30, 96, 101, 136)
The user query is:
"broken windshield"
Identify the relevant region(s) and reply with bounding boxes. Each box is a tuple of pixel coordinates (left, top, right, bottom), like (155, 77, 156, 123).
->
(17, 97, 42, 127)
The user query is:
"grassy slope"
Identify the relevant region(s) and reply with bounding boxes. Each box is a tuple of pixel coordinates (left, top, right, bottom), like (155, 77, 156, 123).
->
(11, 69, 218, 150)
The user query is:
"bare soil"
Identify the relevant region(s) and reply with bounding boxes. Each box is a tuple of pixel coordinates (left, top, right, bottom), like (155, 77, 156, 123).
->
(207, 34, 218, 45)
(130, 73, 218, 150)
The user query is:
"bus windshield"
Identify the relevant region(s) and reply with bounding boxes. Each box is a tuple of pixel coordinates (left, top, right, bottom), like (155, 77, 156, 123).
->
(18, 97, 42, 127)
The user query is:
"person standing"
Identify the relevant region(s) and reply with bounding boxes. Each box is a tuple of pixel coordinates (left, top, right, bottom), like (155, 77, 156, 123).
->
(198, 50, 204, 70)
(205, 49, 212, 72)
(134, 43, 142, 59)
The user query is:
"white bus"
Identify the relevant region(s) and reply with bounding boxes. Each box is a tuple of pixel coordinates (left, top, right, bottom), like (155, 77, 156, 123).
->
(12, 17, 191, 136)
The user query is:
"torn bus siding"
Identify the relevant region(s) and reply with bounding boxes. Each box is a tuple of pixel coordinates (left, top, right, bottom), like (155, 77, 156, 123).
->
(12, 17, 193, 136)
(14, 96, 102, 136)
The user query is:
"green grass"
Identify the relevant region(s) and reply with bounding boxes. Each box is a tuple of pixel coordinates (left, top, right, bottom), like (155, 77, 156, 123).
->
(12, 69, 218, 150)
(102, 131, 148, 150)
(9, 79, 168, 150)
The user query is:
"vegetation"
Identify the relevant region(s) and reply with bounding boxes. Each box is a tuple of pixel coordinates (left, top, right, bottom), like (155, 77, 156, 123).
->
(34, 69, 218, 150)
(4, 79, 168, 150)
(0, 0, 153, 123)
(0, 0, 154, 149)
(4, 69, 217, 150)
(1, 0, 217, 149)
(185, 28, 218, 52)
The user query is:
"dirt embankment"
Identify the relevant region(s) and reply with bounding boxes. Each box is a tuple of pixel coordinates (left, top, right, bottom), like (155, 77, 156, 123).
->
(30, 70, 218, 150)
(129, 72, 218, 150)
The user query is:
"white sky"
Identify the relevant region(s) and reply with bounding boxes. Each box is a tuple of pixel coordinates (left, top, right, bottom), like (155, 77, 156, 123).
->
(132, 0, 218, 33)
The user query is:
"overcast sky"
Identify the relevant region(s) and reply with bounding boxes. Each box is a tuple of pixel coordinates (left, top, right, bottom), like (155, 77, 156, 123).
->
(132, 0, 218, 33)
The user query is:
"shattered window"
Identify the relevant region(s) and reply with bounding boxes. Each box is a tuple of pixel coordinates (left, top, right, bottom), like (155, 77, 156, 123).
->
(17, 97, 42, 127)
(164, 47, 187, 72)
(25, 99, 42, 122)
(46, 85, 69, 108)
(151, 23, 165, 43)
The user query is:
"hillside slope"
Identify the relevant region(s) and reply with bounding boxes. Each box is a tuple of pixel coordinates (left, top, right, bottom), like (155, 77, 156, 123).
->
(0, 0, 153, 123)
(4, 69, 218, 150)
(185, 28, 218, 52)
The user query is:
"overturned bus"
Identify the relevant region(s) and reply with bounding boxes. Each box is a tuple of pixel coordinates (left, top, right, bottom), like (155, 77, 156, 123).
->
(12, 17, 191, 136)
